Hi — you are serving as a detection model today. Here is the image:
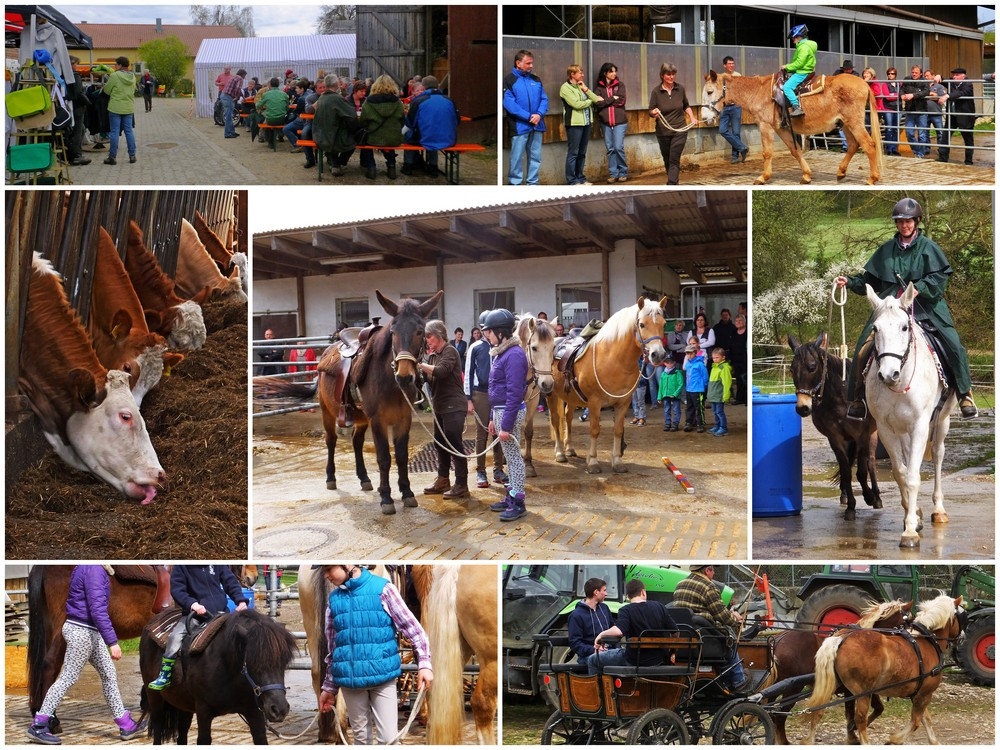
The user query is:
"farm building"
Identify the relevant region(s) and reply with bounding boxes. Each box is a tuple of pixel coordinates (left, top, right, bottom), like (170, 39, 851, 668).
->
(501, 5, 990, 182)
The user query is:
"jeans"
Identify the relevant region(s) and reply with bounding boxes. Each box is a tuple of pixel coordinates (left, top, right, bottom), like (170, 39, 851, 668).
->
(565, 125, 590, 184)
(283, 116, 306, 147)
(107, 111, 135, 158)
(904, 111, 928, 156)
(718, 104, 746, 158)
(711, 401, 727, 432)
(301, 122, 315, 165)
(783, 73, 808, 107)
(587, 647, 630, 675)
(663, 397, 681, 428)
(631, 379, 647, 420)
(364, 148, 398, 168)
(883, 110, 900, 153)
(508, 130, 542, 185)
(927, 112, 945, 155)
(602, 122, 627, 178)
(221, 93, 236, 137)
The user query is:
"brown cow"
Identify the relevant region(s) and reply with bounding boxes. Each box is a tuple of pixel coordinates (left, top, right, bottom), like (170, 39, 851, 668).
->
(89, 227, 185, 406)
(124, 221, 207, 351)
(19, 253, 165, 502)
(175, 218, 247, 303)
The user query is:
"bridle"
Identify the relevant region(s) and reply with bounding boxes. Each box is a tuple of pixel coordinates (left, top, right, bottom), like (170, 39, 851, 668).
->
(524, 327, 553, 389)
(872, 305, 916, 393)
(795, 344, 829, 403)
(389, 326, 426, 389)
(241, 661, 287, 708)
(633, 307, 665, 365)
(702, 77, 726, 118)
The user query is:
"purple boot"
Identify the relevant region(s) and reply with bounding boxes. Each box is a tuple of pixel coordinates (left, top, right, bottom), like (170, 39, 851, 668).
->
(27, 714, 60, 745)
(114, 712, 147, 740)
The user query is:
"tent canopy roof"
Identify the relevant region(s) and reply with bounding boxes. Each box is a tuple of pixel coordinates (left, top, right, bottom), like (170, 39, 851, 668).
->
(5, 5, 92, 49)
(194, 34, 355, 67)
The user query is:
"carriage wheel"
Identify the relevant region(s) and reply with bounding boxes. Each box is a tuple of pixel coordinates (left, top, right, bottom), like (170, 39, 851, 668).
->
(626, 708, 689, 745)
(540, 710, 593, 745)
(711, 702, 774, 745)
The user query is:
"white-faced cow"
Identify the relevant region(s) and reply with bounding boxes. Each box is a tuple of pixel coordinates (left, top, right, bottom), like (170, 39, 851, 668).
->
(175, 218, 247, 303)
(193, 211, 249, 296)
(124, 221, 207, 351)
(89, 227, 185, 406)
(19, 253, 165, 503)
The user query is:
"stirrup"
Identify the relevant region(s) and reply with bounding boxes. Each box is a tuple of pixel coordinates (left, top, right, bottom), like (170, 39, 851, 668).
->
(845, 399, 868, 421)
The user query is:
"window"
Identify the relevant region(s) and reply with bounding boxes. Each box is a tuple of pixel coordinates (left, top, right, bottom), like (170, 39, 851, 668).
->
(475, 288, 515, 322)
(556, 284, 601, 329)
(338, 298, 370, 328)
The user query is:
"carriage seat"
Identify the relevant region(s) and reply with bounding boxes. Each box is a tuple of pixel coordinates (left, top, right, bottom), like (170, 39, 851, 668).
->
(532, 634, 590, 673)
(690, 614, 734, 662)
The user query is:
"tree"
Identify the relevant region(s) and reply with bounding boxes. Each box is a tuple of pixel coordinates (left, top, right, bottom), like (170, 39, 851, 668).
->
(137, 35, 187, 95)
(316, 5, 357, 34)
(190, 5, 255, 37)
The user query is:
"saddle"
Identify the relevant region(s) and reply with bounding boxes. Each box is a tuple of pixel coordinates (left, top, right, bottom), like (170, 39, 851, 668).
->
(553, 320, 604, 399)
(111, 565, 173, 614)
(774, 73, 825, 127)
(145, 606, 230, 656)
(328, 318, 382, 427)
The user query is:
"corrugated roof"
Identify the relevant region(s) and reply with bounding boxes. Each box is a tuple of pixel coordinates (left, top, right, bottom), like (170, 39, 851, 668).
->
(72, 23, 242, 55)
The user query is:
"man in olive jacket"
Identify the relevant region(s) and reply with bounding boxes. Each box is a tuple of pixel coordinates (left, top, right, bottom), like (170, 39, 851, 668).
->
(313, 74, 358, 176)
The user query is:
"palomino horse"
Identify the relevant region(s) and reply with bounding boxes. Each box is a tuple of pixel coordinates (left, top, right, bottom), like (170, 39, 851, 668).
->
(140, 608, 297, 744)
(411, 565, 498, 745)
(257, 290, 443, 513)
(788, 333, 881, 519)
(27, 565, 173, 718)
(804, 594, 965, 745)
(515, 314, 557, 477)
(763, 600, 910, 745)
(701, 71, 883, 185)
(547, 297, 668, 474)
(865, 283, 955, 548)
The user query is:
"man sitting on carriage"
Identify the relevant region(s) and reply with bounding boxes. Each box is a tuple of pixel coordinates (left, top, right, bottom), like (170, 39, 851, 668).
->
(782, 24, 817, 117)
(587, 579, 677, 674)
(835, 198, 978, 420)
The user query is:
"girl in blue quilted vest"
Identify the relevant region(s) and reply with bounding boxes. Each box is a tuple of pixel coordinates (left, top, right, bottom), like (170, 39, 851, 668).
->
(317, 565, 433, 744)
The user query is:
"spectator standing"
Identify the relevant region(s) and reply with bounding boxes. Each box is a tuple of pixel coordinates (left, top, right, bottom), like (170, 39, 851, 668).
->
(882, 68, 901, 155)
(288, 341, 317, 373)
(658, 358, 684, 431)
(560, 64, 602, 185)
(731, 314, 748, 405)
(403, 75, 458, 178)
(648, 63, 696, 185)
(102, 56, 137, 166)
(666, 318, 688, 366)
(717, 56, 749, 163)
(707, 348, 733, 436)
(924, 70, 948, 160)
(360, 74, 405, 180)
(503, 50, 548, 185)
(140, 70, 154, 112)
(683, 343, 708, 432)
(215, 66, 233, 99)
(900, 65, 930, 158)
(629, 355, 653, 427)
(220, 67, 246, 139)
(940, 67, 975, 165)
(863, 67, 887, 133)
(692, 313, 716, 354)
(593, 62, 628, 183)
(711, 309, 737, 360)
(451, 328, 467, 368)
(256, 328, 285, 375)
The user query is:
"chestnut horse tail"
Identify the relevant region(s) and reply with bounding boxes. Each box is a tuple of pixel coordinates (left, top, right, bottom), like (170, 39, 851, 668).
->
(27, 567, 49, 714)
(866, 84, 886, 173)
(425, 566, 464, 745)
(252, 375, 318, 401)
(308, 567, 337, 742)
(805, 634, 843, 710)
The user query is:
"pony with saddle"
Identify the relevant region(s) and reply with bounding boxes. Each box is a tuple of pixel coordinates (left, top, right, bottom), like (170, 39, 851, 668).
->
(701, 71, 883, 185)
(788, 333, 881, 520)
(547, 297, 668, 474)
(804, 593, 965, 745)
(515, 314, 557, 477)
(140, 608, 297, 744)
(763, 600, 910, 744)
(255, 290, 443, 514)
(864, 283, 956, 548)
(27, 565, 173, 727)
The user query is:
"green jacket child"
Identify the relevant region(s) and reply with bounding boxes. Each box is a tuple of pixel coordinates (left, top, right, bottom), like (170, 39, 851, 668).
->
(707, 359, 733, 404)
(657, 363, 685, 401)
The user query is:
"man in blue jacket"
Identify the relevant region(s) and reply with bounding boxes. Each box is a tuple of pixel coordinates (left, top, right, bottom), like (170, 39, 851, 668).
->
(503, 49, 548, 185)
(403, 75, 458, 177)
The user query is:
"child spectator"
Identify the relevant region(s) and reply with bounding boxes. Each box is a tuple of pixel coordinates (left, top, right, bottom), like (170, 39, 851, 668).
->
(658, 357, 684, 431)
(683, 344, 708, 433)
(707, 348, 733, 436)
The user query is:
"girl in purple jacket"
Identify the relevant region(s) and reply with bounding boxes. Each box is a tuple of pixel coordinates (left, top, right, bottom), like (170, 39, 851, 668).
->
(28, 565, 145, 745)
(482, 308, 530, 521)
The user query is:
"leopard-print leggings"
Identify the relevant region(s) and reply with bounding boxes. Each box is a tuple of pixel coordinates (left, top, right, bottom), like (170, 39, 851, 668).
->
(39, 621, 126, 720)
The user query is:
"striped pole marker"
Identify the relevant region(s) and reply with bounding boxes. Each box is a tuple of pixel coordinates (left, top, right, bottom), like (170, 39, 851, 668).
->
(662, 457, 695, 494)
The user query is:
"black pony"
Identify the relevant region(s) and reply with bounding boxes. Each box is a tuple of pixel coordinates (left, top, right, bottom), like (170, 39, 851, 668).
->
(139, 609, 297, 745)
(788, 333, 881, 520)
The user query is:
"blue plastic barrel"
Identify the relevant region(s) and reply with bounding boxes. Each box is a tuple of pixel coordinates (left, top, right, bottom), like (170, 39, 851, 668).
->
(751, 390, 802, 517)
(227, 587, 256, 611)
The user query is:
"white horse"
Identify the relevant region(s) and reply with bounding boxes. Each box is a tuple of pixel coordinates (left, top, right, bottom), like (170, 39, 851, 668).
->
(865, 283, 954, 548)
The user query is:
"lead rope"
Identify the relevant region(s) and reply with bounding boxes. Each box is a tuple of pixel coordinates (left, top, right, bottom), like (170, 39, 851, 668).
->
(655, 111, 700, 133)
(830, 280, 849, 381)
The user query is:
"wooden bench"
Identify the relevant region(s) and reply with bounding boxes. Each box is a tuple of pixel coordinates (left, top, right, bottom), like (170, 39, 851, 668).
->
(354, 143, 486, 184)
(256, 122, 286, 151)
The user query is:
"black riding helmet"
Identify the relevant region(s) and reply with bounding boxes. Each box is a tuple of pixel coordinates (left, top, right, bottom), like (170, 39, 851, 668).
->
(482, 308, 515, 337)
(891, 198, 923, 222)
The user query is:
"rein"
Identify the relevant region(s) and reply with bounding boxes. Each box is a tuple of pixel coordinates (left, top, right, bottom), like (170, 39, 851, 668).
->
(829, 280, 849, 381)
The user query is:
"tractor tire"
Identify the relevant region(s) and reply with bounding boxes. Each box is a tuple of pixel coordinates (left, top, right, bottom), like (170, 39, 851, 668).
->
(795, 585, 874, 635)
(955, 614, 994, 686)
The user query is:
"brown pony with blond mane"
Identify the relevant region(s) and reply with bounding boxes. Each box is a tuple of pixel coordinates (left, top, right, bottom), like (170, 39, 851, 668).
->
(701, 71, 884, 186)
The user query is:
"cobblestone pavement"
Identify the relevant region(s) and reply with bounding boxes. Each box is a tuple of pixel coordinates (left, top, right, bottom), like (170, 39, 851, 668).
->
(56, 97, 498, 186)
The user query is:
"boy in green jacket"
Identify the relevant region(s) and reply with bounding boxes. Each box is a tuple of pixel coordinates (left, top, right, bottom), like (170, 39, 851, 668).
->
(782, 24, 817, 117)
(658, 357, 685, 431)
(707, 349, 733, 436)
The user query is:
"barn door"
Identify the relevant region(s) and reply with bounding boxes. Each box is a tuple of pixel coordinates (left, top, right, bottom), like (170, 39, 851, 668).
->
(356, 6, 427, 84)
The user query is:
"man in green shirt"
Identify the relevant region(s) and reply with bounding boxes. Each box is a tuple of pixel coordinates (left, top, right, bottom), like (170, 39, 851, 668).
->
(835, 198, 977, 419)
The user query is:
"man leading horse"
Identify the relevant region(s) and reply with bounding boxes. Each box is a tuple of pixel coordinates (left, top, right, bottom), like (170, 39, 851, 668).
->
(835, 197, 978, 421)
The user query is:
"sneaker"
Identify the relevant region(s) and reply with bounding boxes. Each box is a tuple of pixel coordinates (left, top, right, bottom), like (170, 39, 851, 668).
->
(708, 426, 720, 435)
(493, 468, 508, 485)
(103, 156, 117, 165)
(476, 471, 489, 488)
(128, 155, 136, 163)
(696, 425, 705, 433)
(788, 105, 805, 117)
(683, 424, 694, 432)
(489, 497, 512, 512)
(500, 493, 527, 521)
(714, 429, 729, 437)
(27, 724, 61, 745)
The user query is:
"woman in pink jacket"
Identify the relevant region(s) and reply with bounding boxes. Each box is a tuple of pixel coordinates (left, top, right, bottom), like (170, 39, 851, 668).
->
(594, 62, 628, 183)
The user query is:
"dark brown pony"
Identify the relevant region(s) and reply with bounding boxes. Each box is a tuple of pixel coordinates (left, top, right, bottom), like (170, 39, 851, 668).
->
(701, 71, 884, 185)
(805, 594, 965, 745)
(788, 333, 881, 520)
(27, 565, 173, 717)
(763, 600, 910, 744)
(258, 290, 443, 513)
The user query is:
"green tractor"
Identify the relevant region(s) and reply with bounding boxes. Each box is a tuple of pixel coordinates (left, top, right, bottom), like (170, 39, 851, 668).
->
(502, 564, 734, 700)
(951, 565, 995, 686)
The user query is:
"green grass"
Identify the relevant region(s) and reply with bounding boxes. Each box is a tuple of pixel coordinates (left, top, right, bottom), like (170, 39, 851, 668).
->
(119, 637, 141, 654)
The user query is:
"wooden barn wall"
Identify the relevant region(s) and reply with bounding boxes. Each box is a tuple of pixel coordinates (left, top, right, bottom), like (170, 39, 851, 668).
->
(925, 35, 984, 80)
(356, 6, 428, 85)
(4, 190, 242, 398)
(449, 5, 497, 142)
